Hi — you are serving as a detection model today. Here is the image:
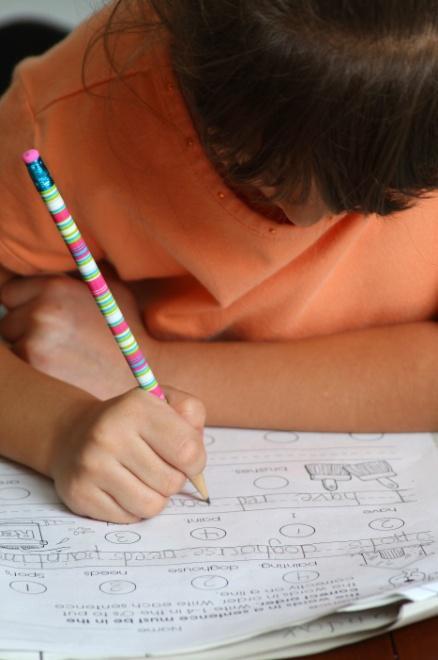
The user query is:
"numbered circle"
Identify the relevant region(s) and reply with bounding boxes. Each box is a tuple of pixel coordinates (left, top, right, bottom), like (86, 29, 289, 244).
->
(0, 487, 30, 500)
(105, 531, 141, 544)
(99, 580, 136, 594)
(190, 527, 226, 541)
(283, 570, 319, 584)
(191, 575, 228, 590)
(254, 476, 289, 490)
(10, 580, 47, 594)
(369, 518, 405, 531)
(280, 524, 315, 538)
(264, 432, 299, 444)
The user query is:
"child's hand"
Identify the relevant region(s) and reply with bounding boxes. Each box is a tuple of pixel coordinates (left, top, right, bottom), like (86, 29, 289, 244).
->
(50, 386, 206, 523)
(0, 275, 151, 398)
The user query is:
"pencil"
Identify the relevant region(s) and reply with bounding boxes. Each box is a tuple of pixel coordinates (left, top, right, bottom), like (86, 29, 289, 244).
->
(22, 148, 209, 505)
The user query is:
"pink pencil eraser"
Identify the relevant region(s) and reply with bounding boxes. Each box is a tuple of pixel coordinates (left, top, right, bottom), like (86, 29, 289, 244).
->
(22, 149, 40, 164)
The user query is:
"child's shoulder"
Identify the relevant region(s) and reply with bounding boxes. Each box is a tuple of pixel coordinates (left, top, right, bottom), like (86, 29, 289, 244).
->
(14, 3, 163, 118)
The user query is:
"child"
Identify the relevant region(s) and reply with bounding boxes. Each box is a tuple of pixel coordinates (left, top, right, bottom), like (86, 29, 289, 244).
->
(0, 0, 437, 523)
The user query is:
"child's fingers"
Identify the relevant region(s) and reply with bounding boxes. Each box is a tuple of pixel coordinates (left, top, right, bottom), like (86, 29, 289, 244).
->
(0, 304, 40, 343)
(121, 439, 187, 498)
(142, 415, 206, 479)
(165, 386, 207, 431)
(66, 485, 141, 524)
(0, 302, 33, 341)
(121, 389, 207, 477)
(98, 464, 169, 519)
(0, 302, 67, 370)
(0, 276, 53, 308)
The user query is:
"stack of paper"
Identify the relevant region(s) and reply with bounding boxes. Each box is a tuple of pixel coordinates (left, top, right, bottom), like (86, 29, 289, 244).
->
(1, 429, 438, 659)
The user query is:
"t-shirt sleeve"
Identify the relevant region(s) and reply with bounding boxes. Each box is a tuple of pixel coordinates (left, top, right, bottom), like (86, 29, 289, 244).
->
(0, 66, 83, 275)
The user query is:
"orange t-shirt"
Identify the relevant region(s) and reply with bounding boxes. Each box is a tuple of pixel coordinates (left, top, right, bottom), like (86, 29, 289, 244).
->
(0, 7, 437, 342)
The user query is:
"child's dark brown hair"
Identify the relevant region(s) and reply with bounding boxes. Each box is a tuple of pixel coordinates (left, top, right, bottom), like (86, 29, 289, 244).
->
(101, 0, 438, 216)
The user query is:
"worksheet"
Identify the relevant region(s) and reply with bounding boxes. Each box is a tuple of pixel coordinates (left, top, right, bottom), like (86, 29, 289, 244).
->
(0, 602, 411, 659)
(1, 429, 438, 657)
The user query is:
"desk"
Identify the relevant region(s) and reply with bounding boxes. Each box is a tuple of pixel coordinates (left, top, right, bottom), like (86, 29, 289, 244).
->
(303, 615, 438, 660)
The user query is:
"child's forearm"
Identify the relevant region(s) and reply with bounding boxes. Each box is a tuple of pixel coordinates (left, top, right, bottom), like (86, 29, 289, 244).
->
(0, 344, 94, 475)
(153, 322, 438, 432)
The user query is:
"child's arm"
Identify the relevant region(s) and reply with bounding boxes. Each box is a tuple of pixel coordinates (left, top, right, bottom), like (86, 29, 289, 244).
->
(158, 322, 438, 432)
(0, 269, 206, 522)
(2, 273, 437, 432)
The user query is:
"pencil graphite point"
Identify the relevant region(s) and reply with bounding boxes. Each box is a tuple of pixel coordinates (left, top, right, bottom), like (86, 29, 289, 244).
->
(191, 473, 210, 503)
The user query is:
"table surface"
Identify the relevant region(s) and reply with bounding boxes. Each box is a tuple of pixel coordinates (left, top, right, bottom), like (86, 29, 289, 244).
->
(300, 614, 438, 659)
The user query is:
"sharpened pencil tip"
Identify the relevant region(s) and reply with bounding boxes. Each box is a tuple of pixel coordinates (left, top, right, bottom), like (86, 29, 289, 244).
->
(191, 473, 210, 503)
(206, 497, 211, 505)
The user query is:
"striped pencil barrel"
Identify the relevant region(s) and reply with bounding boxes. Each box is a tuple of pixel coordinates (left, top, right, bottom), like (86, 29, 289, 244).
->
(22, 149, 165, 400)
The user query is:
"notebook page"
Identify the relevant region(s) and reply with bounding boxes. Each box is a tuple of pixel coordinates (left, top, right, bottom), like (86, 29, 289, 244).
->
(1, 429, 438, 656)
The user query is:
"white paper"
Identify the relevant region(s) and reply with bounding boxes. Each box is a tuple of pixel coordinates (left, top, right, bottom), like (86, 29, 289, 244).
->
(1, 429, 438, 657)
(0, 602, 402, 660)
(3, 595, 438, 660)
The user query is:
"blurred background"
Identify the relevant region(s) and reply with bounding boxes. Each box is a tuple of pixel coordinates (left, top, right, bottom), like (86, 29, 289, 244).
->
(0, 1, 94, 28)
(0, 0, 97, 94)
